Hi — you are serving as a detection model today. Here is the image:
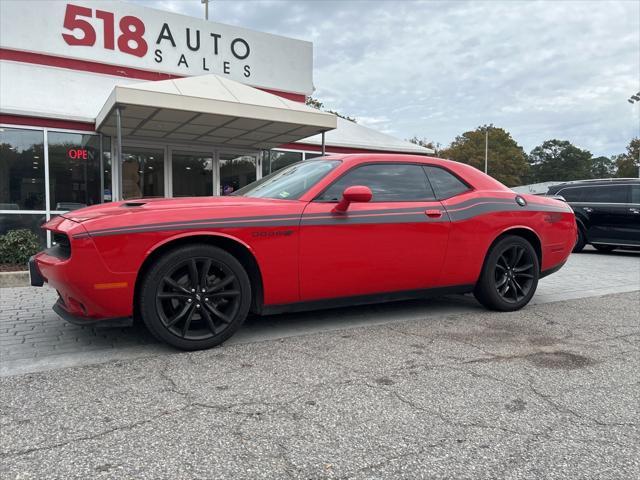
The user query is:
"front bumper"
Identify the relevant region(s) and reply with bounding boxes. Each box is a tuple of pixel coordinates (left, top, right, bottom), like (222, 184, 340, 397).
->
(28, 255, 44, 287)
(53, 297, 132, 328)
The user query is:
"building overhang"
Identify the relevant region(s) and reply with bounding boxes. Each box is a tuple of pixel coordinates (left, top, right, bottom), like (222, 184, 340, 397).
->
(96, 74, 336, 149)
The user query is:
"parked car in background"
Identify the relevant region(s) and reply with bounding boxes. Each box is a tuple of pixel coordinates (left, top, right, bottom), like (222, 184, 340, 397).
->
(546, 179, 640, 252)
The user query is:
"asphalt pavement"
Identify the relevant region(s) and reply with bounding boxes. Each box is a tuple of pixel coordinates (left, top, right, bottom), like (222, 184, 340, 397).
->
(1, 247, 639, 377)
(1, 291, 639, 479)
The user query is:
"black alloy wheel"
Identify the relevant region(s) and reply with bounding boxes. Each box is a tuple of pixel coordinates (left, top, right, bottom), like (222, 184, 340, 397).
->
(474, 235, 540, 311)
(493, 244, 535, 304)
(140, 245, 251, 350)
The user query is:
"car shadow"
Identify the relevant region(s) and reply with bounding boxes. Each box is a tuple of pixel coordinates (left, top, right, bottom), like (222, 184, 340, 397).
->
(229, 294, 484, 345)
(579, 247, 640, 257)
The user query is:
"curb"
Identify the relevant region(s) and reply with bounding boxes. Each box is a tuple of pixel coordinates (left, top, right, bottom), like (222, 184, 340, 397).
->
(0, 271, 29, 288)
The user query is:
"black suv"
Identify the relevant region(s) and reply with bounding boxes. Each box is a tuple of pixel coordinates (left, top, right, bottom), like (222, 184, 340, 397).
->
(546, 178, 640, 252)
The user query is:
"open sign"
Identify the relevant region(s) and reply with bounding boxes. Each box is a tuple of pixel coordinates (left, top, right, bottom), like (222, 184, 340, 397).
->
(68, 148, 89, 160)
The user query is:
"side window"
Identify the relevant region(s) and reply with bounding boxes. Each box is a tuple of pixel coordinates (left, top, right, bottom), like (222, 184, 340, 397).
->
(317, 163, 436, 202)
(423, 166, 470, 199)
(558, 187, 585, 202)
(584, 185, 630, 203)
(631, 185, 640, 204)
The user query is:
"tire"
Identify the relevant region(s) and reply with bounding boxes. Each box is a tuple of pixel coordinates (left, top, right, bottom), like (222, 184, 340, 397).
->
(474, 235, 540, 312)
(572, 226, 586, 253)
(593, 245, 616, 253)
(140, 244, 251, 350)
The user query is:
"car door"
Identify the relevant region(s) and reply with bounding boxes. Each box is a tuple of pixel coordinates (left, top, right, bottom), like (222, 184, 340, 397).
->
(298, 162, 450, 301)
(581, 185, 633, 244)
(595, 184, 640, 246)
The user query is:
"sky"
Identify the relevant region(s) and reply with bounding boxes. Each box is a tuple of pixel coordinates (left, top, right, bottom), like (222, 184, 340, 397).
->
(131, 0, 640, 157)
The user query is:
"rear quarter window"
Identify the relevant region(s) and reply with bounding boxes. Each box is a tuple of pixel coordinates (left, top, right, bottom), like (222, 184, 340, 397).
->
(423, 166, 471, 199)
(580, 185, 630, 203)
(557, 187, 586, 202)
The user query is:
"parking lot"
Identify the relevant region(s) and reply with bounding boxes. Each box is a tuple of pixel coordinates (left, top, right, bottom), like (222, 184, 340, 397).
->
(1, 248, 639, 377)
(0, 248, 639, 479)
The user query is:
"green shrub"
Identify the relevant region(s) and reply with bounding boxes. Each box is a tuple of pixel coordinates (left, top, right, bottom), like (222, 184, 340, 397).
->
(0, 229, 41, 265)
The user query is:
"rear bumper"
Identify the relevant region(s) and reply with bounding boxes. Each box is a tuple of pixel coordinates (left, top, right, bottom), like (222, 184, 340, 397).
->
(52, 297, 132, 327)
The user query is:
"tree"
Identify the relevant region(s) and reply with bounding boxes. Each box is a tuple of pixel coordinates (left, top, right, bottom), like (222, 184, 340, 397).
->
(439, 125, 529, 187)
(305, 96, 357, 123)
(528, 139, 593, 183)
(590, 156, 615, 178)
(613, 137, 640, 178)
(408, 136, 442, 155)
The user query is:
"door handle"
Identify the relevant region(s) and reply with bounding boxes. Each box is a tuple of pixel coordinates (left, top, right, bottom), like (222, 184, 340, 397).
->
(425, 209, 443, 218)
(583, 207, 593, 213)
(630, 208, 640, 214)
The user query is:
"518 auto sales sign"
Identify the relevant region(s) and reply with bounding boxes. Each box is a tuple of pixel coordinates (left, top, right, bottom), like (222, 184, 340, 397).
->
(0, 0, 313, 95)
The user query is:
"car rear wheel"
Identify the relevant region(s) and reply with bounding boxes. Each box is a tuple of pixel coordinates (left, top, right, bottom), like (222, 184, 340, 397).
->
(140, 244, 251, 350)
(474, 235, 539, 311)
(572, 226, 586, 253)
(593, 244, 616, 253)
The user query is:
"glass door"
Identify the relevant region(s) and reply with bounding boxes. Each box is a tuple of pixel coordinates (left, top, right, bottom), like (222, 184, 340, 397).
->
(170, 149, 214, 197)
(218, 152, 258, 196)
(121, 147, 165, 200)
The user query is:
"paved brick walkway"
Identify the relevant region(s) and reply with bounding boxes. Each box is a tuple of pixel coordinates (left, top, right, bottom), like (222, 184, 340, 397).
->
(1, 247, 638, 376)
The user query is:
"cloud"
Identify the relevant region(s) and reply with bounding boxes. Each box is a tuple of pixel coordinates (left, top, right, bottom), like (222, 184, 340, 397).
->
(132, 0, 640, 156)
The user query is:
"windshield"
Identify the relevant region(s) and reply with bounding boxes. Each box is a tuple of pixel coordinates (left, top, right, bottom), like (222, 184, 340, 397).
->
(233, 160, 341, 199)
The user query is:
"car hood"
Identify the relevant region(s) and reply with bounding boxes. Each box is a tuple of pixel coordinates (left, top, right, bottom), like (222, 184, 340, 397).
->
(60, 196, 303, 231)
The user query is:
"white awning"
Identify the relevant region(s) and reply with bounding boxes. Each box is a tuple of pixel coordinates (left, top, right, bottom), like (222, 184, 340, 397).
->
(298, 117, 434, 155)
(96, 74, 336, 149)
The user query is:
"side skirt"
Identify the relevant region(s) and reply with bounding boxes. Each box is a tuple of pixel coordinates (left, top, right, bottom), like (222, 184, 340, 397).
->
(260, 284, 475, 316)
(539, 261, 567, 279)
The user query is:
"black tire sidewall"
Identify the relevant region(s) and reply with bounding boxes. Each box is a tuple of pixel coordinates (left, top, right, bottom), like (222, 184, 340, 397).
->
(475, 235, 540, 311)
(572, 227, 586, 253)
(140, 244, 251, 350)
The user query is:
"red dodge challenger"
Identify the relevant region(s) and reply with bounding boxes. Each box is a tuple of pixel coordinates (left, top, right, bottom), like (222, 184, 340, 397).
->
(30, 154, 576, 350)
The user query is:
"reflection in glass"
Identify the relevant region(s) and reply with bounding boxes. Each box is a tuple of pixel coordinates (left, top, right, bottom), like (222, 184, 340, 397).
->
(0, 127, 45, 210)
(235, 160, 340, 200)
(48, 132, 101, 210)
(102, 137, 112, 202)
(219, 154, 256, 196)
(121, 148, 164, 199)
(172, 152, 213, 197)
(262, 150, 303, 177)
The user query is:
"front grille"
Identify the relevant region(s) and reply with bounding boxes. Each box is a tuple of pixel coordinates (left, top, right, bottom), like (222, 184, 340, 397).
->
(49, 232, 71, 259)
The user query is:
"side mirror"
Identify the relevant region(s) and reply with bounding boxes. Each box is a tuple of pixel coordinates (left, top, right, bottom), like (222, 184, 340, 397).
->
(333, 185, 372, 213)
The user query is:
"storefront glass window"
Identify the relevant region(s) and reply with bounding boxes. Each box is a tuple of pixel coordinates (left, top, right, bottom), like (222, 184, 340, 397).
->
(0, 213, 47, 247)
(0, 127, 45, 210)
(48, 132, 101, 211)
(172, 151, 213, 197)
(219, 153, 257, 195)
(262, 150, 303, 176)
(121, 147, 165, 199)
(102, 136, 112, 202)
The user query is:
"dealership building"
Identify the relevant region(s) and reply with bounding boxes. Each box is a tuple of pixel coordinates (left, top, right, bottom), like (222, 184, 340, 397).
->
(0, 0, 431, 247)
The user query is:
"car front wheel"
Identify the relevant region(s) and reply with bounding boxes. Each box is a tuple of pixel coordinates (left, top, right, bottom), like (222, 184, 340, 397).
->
(474, 235, 540, 311)
(140, 244, 251, 350)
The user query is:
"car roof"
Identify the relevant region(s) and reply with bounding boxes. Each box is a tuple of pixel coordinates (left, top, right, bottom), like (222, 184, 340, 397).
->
(548, 178, 639, 191)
